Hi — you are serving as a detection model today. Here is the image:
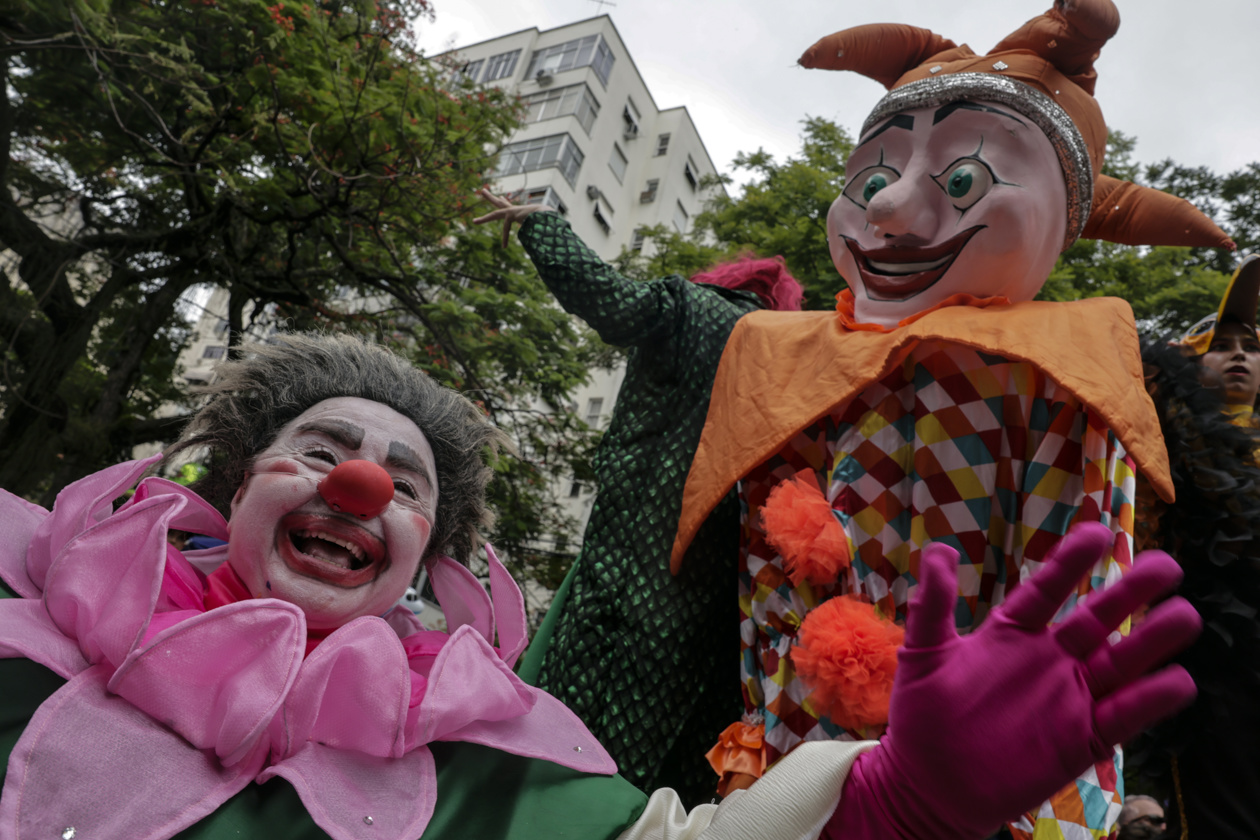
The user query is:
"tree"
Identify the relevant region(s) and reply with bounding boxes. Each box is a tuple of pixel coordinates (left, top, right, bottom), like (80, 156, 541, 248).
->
(0, 0, 601, 578)
(614, 116, 853, 309)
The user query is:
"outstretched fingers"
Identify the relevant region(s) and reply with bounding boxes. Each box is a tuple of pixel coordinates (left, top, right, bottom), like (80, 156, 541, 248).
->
(1083, 597, 1201, 698)
(1054, 550, 1185, 659)
(999, 523, 1112, 631)
(1093, 664, 1198, 749)
(902, 542, 962, 650)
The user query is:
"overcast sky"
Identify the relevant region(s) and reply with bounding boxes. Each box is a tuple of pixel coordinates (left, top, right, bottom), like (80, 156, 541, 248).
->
(416, 0, 1258, 189)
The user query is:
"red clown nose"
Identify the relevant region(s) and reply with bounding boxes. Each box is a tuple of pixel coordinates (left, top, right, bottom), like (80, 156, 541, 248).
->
(317, 460, 395, 520)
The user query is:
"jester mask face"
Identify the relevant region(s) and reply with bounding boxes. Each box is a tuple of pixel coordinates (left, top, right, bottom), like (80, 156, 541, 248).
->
(828, 100, 1068, 327)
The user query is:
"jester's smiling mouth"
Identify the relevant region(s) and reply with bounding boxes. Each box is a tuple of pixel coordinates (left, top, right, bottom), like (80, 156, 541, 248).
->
(843, 226, 985, 301)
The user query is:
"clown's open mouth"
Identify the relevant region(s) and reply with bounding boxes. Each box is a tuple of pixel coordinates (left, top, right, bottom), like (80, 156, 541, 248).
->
(844, 226, 985, 301)
(278, 513, 386, 587)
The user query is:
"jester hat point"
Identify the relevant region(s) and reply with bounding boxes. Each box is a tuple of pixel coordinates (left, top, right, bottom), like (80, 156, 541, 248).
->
(800, 0, 1234, 252)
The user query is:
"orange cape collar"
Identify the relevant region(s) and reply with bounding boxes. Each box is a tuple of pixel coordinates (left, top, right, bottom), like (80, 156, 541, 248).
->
(670, 297, 1172, 573)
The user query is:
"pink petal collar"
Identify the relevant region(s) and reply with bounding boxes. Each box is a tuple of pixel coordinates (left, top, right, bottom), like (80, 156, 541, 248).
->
(0, 458, 614, 840)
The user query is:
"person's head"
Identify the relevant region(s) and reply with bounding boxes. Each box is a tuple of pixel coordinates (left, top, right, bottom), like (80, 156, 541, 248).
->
(1180, 255, 1260, 407)
(690, 255, 804, 312)
(1118, 794, 1165, 832)
(167, 333, 505, 630)
(1200, 318, 1260, 407)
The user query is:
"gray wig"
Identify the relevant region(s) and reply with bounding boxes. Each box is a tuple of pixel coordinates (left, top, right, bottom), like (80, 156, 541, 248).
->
(166, 333, 505, 566)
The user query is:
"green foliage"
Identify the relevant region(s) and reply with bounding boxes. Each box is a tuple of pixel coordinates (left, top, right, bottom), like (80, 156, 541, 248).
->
(0, 0, 599, 567)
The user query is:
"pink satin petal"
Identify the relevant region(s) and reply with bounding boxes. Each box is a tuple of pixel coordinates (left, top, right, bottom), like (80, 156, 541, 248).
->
(276, 617, 410, 760)
(485, 543, 527, 667)
(426, 555, 492, 640)
(383, 604, 426, 639)
(0, 489, 47, 598)
(0, 665, 267, 840)
(26, 456, 159, 591)
(42, 494, 175, 666)
(443, 688, 617, 776)
(129, 476, 230, 540)
(109, 600, 305, 767)
(0, 599, 88, 678)
(413, 626, 534, 746)
(260, 742, 436, 840)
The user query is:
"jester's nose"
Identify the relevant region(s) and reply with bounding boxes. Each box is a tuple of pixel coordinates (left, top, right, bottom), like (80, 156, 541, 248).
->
(317, 460, 394, 520)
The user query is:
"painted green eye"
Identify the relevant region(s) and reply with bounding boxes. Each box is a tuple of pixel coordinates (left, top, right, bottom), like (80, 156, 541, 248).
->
(863, 173, 889, 203)
(843, 165, 901, 209)
(933, 158, 995, 210)
(946, 167, 973, 198)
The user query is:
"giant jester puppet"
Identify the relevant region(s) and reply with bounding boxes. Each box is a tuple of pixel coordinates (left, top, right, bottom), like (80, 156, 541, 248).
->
(670, 2, 1235, 838)
(0, 333, 1202, 840)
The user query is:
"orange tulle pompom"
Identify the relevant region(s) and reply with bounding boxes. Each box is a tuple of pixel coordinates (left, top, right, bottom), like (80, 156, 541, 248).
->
(792, 595, 904, 731)
(761, 469, 850, 586)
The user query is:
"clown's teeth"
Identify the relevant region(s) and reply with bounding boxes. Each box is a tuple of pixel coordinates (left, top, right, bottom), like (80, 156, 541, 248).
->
(867, 255, 951, 274)
(293, 528, 366, 563)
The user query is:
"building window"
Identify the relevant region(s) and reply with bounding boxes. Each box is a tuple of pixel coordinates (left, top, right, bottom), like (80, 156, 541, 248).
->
(640, 178, 659, 203)
(585, 398, 604, 423)
(568, 481, 583, 498)
(608, 143, 628, 183)
(202, 345, 227, 360)
(213, 318, 230, 337)
(622, 99, 640, 138)
(684, 156, 699, 190)
(483, 49, 520, 82)
(497, 134, 585, 186)
(673, 200, 689, 233)
(525, 35, 616, 86)
(451, 58, 483, 85)
(655, 133, 670, 156)
(631, 228, 647, 251)
(521, 186, 567, 215)
(522, 84, 600, 135)
(593, 202, 611, 234)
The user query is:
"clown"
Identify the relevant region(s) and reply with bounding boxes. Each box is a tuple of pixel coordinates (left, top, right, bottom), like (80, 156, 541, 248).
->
(670, 2, 1233, 838)
(0, 339, 1202, 839)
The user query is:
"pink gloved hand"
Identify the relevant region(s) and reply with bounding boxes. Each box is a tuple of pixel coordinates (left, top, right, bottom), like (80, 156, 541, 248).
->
(825, 523, 1200, 839)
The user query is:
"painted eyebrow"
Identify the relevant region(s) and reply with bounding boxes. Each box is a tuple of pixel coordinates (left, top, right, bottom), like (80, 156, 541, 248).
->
(932, 101, 1026, 126)
(387, 441, 435, 491)
(296, 419, 364, 450)
(855, 114, 915, 149)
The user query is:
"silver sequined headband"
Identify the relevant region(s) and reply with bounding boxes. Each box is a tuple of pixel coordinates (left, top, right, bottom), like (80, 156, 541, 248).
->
(862, 73, 1093, 250)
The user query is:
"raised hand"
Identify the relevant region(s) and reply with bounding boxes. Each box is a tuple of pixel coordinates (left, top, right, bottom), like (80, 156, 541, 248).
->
(826, 523, 1200, 839)
(471, 188, 552, 248)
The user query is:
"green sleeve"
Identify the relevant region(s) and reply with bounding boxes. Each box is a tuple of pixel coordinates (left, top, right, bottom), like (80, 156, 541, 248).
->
(517, 212, 679, 348)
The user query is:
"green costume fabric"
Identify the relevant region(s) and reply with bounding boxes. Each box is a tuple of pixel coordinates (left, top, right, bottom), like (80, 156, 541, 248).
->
(0, 580, 649, 840)
(518, 212, 755, 806)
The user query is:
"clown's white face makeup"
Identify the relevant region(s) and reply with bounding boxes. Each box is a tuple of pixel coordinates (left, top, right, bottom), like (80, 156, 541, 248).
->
(227, 397, 438, 631)
(828, 100, 1068, 326)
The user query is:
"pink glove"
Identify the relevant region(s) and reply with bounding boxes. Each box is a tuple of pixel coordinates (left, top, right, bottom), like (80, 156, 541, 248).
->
(825, 523, 1200, 839)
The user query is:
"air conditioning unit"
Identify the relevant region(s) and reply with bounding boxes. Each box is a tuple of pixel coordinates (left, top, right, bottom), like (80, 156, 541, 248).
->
(535, 69, 554, 85)
(585, 185, 602, 200)
(622, 124, 639, 141)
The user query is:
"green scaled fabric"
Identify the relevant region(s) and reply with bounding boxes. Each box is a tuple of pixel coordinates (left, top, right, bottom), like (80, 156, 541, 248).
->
(0, 578, 649, 840)
(517, 212, 754, 807)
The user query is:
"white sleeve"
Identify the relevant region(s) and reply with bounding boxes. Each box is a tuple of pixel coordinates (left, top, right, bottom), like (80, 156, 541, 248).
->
(615, 740, 877, 840)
